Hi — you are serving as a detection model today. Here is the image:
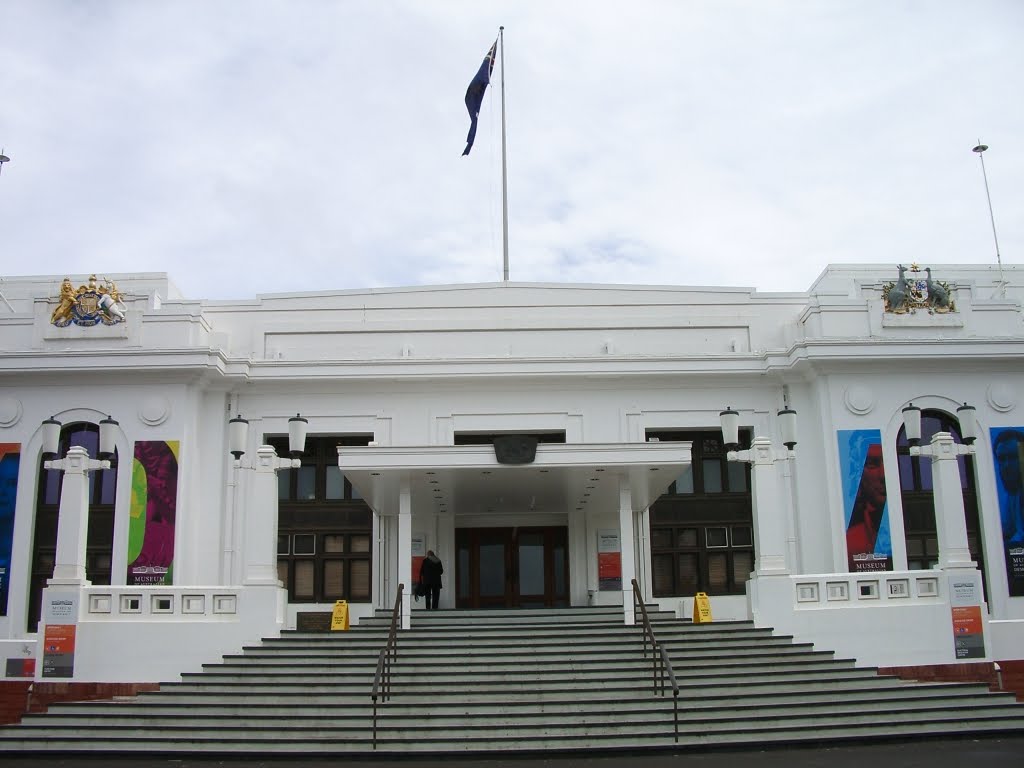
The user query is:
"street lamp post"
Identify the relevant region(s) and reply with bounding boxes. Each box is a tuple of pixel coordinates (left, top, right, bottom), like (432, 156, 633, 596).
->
(902, 402, 977, 570)
(720, 407, 797, 576)
(41, 416, 119, 586)
(226, 413, 307, 586)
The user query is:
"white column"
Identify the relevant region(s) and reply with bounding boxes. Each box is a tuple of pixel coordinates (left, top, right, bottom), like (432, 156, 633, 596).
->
(438, 512, 456, 610)
(372, 510, 382, 609)
(928, 432, 976, 570)
(637, 505, 652, 602)
(781, 455, 800, 573)
(749, 437, 790, 576)
(222, 463, 239, 585)
(618, 476, 636, 626)
(398, 477, 412, 629)
(243, 445, 289, 586)
(48, 446, 108, 585)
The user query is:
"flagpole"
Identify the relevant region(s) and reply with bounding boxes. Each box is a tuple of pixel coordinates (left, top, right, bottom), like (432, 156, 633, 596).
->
(971, 141, 1005, 298)
(499, 26, 509, 282)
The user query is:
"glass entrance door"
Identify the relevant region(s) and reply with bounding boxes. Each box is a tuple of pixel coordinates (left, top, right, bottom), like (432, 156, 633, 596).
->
(456, 526, 568, 609)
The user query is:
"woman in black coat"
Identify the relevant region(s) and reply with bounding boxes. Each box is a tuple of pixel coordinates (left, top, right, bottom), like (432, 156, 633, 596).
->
(418, 550, 444, 610)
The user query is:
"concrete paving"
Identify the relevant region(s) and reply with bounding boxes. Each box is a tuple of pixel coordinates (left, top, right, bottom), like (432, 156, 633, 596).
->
(1, 735, 1023, 768)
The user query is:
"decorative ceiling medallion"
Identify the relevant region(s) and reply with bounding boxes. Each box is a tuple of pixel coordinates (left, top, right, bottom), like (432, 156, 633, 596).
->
(51, 275, 126, 327)
(0, 397, 23, 428)
(882, 263, 955, 314)
(843, 385, 876, 415)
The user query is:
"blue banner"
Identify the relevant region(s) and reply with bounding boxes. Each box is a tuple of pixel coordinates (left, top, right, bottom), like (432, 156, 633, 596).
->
(838, 430, 892, 572)
(991, 427, 1024, 597)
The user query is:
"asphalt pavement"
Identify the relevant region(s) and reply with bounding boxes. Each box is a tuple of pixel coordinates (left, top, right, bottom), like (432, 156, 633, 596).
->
(0, 735, 1022, 768)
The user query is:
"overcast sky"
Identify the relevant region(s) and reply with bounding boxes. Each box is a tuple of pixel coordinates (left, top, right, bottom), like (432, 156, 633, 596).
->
(1, 0, 1021, 300)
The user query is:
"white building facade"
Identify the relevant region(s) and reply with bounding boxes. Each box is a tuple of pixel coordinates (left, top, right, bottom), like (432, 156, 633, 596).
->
(0, 264, 1021, 686)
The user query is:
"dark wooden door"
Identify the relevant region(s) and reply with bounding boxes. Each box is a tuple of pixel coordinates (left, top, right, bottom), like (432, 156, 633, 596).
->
(456, 526, 569, 608)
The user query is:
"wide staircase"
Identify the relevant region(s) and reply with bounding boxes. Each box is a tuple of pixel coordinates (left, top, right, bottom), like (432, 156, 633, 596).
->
(1, 606, 1023, 755)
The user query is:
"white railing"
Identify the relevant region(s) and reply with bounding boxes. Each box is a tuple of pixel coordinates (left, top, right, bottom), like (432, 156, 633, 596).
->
(80, 586, 240, 621)
(792, 570, 941, 607)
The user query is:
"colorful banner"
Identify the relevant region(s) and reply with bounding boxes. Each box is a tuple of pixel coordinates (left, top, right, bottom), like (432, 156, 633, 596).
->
(127, 440, 179, 585)
(0, 444, 20, 616)
(838, 430, 893, 572)
(991, 427, 1024, 597)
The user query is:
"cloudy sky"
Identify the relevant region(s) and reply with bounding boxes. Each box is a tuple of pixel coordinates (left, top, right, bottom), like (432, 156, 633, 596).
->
(1, 0, 1021, 300)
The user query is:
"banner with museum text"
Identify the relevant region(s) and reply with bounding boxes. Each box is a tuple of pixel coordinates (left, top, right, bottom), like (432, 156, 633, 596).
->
(990, 427, 1024, 597)
(0, 443, 20, 615)
(127, 440, 179, 585)
(838, 430, 893, 572)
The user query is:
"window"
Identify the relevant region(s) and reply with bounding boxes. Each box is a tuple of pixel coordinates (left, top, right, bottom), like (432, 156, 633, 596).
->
(274, 435, 371, 503)
(277, 532, 372, 602)
(646, 429, 753, 597)
(657, 434, 748, 496)
(268, 434, 373, 603)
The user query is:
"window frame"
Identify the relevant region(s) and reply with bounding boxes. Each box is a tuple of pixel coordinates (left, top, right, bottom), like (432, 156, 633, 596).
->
(646, 428, 754, 597)
(267, 434, 374, 604)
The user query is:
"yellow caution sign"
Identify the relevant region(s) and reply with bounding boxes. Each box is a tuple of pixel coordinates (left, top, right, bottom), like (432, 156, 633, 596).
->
(330, 600, 350, 631)
(693, 592, 713, 624)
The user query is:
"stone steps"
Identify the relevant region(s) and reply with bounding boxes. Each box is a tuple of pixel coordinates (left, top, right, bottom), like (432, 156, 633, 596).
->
(0, 605, 1021, 754)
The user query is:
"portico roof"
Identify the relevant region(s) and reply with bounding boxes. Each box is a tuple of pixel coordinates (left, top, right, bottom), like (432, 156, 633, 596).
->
(337, 441, 691, 518)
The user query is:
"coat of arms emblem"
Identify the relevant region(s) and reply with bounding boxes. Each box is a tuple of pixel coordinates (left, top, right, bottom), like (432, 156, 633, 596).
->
(50, 275, 127, 327)
(882, 264, 954, 314)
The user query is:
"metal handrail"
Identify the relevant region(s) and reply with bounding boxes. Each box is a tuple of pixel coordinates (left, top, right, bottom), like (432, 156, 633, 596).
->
(631, 578, 680, 743)
(370, 582, 404, 750)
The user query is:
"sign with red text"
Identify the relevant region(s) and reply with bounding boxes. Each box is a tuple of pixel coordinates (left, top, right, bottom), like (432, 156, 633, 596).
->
(41, 591, 79, 678)
(948, 574, 986, 660)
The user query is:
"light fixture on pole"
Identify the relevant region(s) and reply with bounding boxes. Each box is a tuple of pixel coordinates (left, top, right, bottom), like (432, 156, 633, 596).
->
(956, 403, 977, 446)
(228, 414, 249, 461)
(900, 401, 979, 571)
(901, 401, 977, 458)
(41, 416, 118, 466)
(288, 413, 308, 459)
(99, 415, 119, 466)
(225, 411, 309, 588)
(719, 407, 740, 452)
(718, 405, 799, 576)
(42, 416, 62, 460)
(227, 413, 308, 468)
(901, 402, 922, 448)
(778, 407, 798, 451)
(39, 415, 115, 587)
(719, 406, 798, 462)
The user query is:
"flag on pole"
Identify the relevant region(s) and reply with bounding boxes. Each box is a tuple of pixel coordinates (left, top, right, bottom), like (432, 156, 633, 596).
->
(462, 39, 497, 156)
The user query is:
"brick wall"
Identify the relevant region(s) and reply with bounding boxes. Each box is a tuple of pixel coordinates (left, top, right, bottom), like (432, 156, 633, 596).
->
(0, 682, 160, 725)
(877, 661, 1024, 702)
